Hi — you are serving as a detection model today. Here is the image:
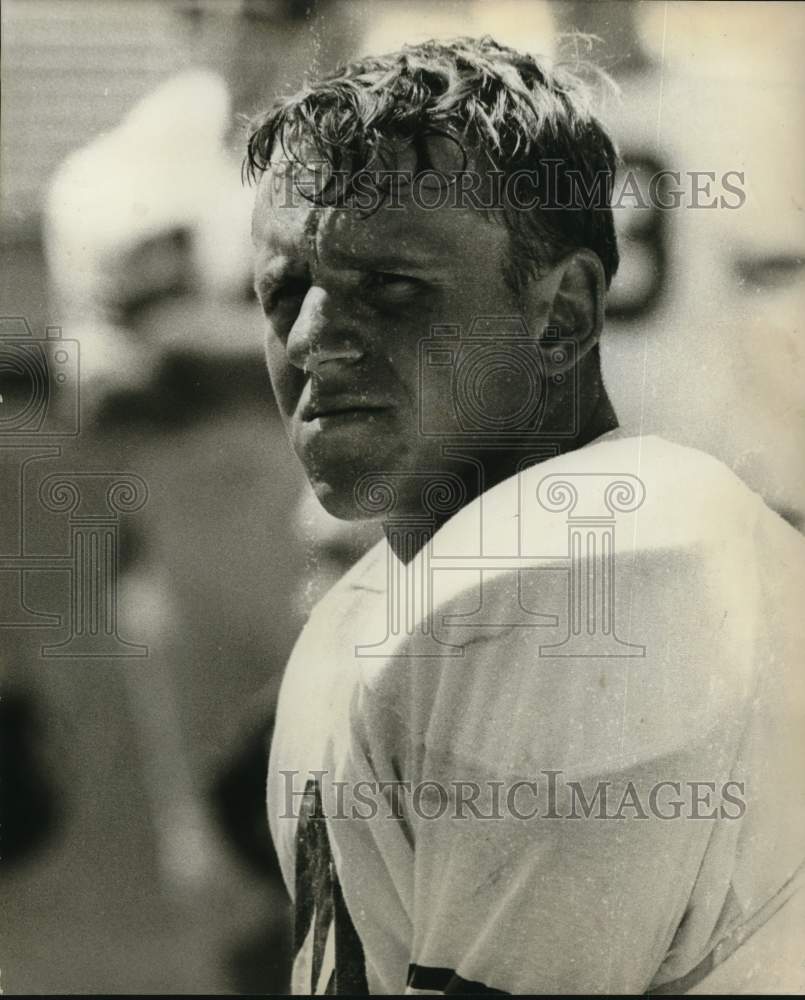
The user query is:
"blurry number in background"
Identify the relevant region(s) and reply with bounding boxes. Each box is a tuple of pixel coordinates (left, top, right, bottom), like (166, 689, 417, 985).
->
(606, 152, 668, 322)
(601, 2, 805, 528)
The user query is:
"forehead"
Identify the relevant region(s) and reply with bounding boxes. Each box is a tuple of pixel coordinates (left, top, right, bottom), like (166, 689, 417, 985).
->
(250, 153, 508, 270)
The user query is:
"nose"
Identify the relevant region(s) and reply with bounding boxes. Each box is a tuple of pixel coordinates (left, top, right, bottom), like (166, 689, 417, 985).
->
(286, 285, 363, 374)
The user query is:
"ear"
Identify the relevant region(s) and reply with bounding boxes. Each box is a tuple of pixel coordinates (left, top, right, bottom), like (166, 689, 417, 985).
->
(523, 249, 605, 368)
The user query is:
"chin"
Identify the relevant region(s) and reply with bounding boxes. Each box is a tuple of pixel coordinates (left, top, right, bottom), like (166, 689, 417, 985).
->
(300, 440, 414, 522)
(310, 478, 381, 522)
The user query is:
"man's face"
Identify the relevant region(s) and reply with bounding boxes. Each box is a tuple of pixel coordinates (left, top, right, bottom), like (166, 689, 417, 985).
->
(252, 162, 541, 519)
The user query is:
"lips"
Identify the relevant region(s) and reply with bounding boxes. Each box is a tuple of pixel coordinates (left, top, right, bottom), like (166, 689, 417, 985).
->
(301, 394, 392, 422)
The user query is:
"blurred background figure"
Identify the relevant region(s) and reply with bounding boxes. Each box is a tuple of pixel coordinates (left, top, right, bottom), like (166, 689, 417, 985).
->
(44, 67, 255, 403)
(1, 0, 802, 995)
(3, 0, 351, 993)
(599, 1, 805, 530)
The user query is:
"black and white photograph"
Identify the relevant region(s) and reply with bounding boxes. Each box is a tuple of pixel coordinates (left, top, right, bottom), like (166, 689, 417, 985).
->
(1, 0, 804, 994)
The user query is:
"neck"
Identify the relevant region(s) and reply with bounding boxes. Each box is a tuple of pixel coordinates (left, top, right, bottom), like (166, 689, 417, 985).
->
(384, 387, 619, 563)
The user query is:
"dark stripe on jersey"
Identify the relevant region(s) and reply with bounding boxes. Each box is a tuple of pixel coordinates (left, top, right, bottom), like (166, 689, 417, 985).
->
(331, 873, 369, 994)
(407, 964, 509, 994)
(294, 778, 369, 995)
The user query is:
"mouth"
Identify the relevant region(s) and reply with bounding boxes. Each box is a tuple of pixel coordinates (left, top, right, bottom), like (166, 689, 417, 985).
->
(301, 398, 393, 422)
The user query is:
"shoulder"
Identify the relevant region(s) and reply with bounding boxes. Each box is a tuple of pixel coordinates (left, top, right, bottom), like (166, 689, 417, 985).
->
(520, 433, 767, 556)
(423, 433, 769, 581)
(356, 437, 792, 776)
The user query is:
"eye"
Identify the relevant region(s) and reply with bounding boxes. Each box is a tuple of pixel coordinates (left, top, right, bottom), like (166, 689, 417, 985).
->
(734, 254, 805, 294)
(260, 276, 309, 315)
(364, 271, 422, 300)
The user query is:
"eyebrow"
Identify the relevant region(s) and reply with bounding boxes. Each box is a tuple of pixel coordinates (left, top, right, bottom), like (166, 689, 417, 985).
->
(317, 245, 440, 274)
(254, 246, 437, 297)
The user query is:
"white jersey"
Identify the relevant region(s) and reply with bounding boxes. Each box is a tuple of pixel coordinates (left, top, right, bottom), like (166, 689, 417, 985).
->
(268, 434, 805, 994)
